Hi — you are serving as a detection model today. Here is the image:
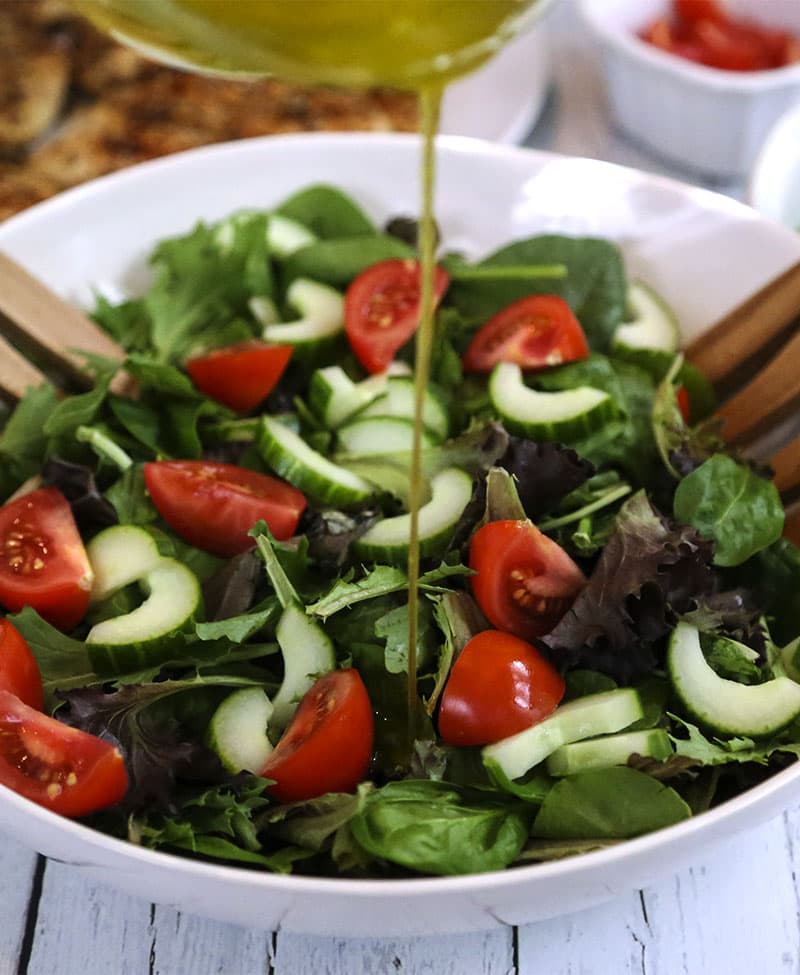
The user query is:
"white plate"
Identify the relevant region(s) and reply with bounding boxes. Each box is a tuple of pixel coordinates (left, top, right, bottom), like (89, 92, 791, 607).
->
(440, 24, 551, 145)
(1, 133, 800, 937)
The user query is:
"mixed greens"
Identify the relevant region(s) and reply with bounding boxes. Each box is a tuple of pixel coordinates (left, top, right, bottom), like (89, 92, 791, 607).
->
(1, 182, 799, 879)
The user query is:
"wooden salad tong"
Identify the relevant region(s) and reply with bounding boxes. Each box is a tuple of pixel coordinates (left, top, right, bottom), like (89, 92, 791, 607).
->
(0, 250, 125, 399)
(684, 257, 800, 544)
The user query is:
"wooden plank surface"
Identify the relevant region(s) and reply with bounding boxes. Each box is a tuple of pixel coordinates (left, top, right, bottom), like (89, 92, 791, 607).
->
(2, 808, 800, 974)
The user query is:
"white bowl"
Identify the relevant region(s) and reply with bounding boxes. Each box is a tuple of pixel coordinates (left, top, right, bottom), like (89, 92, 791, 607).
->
(1, 133, 800, 937)
(749, 98, 800, 227)
(579, 0, 800, 179)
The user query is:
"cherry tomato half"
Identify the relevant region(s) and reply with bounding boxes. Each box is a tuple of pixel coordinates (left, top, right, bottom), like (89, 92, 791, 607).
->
(344, 259, 450, 374)
(0, 689, 127, 817)
(462, 295, 589, 374)
(186, 341, 293, 414)
(260, 669, 373, 803)
(0, 620, 43, 711)
(144, 460, 306, 558)
(438, 630, 565, 746)
(0, 487, 93, 631)
(470, 520, 586, 641)
(676, 385, 691, 423)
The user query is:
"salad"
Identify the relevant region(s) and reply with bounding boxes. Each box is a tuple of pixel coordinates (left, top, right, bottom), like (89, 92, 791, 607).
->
(0, 182, 798, 879)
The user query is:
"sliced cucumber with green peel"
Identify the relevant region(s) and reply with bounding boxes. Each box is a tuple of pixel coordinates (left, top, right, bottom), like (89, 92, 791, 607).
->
(87, 525, 163, 604)
(261, 278, 344, 351)
(668, 622, 800, 737)
(259, 416, 374, 505)
(546, 728, 673, 776)
(207, 687, 274, 773)
(359, 376, 450, 441)
(352, 466, 473, 564)
(612, 281, 680, 378)
(337, 416, 438, 455)
(489, 362, 616, 441)
(483, 688, 643, 783)
(308, 365, 388, 429)
(267, 214, 317, 258)
(86, 558, 201, 674)
(271, 601, 336, 731)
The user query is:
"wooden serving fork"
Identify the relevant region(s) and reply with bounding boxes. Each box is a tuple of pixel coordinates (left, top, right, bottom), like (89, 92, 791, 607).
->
(0, 250, 125, 399)
(684, 258, 800, 544)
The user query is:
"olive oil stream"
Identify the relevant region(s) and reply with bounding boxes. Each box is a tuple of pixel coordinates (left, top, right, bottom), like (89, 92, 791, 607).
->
(72, 0, 542, 760)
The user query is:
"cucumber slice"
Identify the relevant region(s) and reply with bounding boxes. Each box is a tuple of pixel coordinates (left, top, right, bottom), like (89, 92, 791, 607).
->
(267, 214, 317, 258)
(86, 558, 201, 673)
(612, 281, 680, 377)
(483, 688, 643, 783)
(207, 687, 274, 773)
(546, 728, 673, 776)
(352, 466, 473, 564)
(87, 525, 163, 604)
(614, 281, 680, 353)
(337, 416, 438, 455)
(308, 365, 388, 429)
(668, 622, 800, 737)
(271, 601, 336, 731)
(259, 416, 374, 505)
(261, 278, 344, 349)
(359, 376, 450, 441)
(249, 295, 280, 327)
(489, 362, 616, 441)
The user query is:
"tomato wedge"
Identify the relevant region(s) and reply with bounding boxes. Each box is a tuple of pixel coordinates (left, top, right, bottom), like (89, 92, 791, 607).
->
(344, 259, 450, 374)
(260, 669, 373, 803)
(470, 520, 586, 641)
(676, 384, 691, 423)
(0, 689, 127, 817)
(0, 620, 43, 711)
(186, 341, 293, 414)
(0, 487, 93, 631)
(144, 461, 306, 558)
(438, 630, 565, 746)
(641, 0, 800, 71)
(462, 295, 589, 373)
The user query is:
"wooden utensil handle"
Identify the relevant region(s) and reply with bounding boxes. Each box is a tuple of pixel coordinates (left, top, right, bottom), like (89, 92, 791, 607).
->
(685, 259, 800, 385)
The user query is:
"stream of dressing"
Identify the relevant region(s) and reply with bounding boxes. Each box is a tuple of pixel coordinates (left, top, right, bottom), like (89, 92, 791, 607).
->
(404, 86, 442, 744)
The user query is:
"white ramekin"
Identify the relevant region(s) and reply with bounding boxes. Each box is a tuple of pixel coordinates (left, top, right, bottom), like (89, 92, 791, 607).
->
(579, 0, 800, 179)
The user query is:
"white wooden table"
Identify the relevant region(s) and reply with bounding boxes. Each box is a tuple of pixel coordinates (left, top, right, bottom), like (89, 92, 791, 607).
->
(1, 4, 797, 972)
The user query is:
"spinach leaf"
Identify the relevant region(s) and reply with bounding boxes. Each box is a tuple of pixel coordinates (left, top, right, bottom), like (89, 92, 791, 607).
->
(532, 766, 691, 839)
(446, 235, 627, 350)
(673, 454, 784, 566)
(282, 235, 413, 287)
(276, 184, 376, 238)
(350, 780, 531, 875)
(0, 384, 59, 497)
(9, 607, 98, 704)
(730, 538, 800, 646)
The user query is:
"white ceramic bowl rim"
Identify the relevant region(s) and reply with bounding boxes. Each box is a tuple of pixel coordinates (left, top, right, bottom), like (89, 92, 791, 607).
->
(2, 132, 800, 922)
